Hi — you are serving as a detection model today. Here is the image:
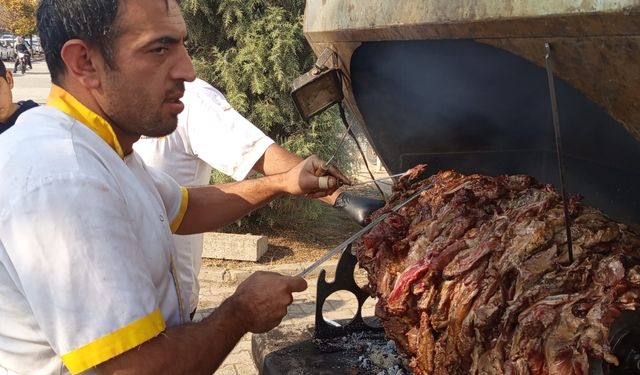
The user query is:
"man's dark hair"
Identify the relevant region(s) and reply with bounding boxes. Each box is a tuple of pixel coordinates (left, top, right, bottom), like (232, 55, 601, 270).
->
(0, 60, 6, 79)
(36, 0, 175, 85)
(36, 0, 120, 84)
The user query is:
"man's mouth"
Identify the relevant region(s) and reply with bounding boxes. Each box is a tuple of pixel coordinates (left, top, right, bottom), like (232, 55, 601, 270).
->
(164, 93, 185, 115)
(165, 90, 185, 103)
(163, 82, 186, 115)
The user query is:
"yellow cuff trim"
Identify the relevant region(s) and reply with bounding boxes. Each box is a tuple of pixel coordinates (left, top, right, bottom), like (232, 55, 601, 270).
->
(170, 186, 189, 233)
(61, 309, 165, 374)
(47, 84, 125, 158)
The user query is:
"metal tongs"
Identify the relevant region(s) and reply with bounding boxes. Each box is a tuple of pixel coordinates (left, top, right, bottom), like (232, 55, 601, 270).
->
(296, 184, 431, 278)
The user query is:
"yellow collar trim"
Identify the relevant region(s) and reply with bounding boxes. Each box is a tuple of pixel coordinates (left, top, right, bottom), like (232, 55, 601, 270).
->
(47, 85, 125, 158)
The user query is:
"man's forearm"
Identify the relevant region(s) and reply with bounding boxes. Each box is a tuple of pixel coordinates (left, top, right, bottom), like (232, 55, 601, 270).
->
(98, 298, 246, 374)
(177, 173, 287, 234)
(178, 154, 345, 234)
(254, 144, 340, 205)
(253, 144, 302, 176)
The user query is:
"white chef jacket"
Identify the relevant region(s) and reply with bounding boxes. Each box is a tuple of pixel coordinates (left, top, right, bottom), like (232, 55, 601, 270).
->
(0, 85, 190, 374)
(134, 78, 274, 311)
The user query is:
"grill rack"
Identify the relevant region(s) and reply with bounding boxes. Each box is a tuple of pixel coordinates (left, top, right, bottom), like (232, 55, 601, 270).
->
(313, 244, 383, 339)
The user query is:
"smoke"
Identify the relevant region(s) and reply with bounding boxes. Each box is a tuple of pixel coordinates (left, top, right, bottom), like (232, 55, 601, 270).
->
(350, 39, 640, 224)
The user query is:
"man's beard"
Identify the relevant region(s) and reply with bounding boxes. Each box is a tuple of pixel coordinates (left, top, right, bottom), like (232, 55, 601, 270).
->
(101, 80, 182, 138)
(107, 101, 178, 138)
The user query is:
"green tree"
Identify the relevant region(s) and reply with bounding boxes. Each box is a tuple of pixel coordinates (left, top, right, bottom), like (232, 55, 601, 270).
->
(181, 0, 355, 227)
(3, 0, 37, 37)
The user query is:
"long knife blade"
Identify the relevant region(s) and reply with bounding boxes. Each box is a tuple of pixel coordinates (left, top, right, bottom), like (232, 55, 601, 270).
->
(296, 184, 430, 278)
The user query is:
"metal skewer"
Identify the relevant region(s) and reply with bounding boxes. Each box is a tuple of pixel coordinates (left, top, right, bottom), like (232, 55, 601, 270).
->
(338, 173, 405, 187)
(315, 122, 352, 177)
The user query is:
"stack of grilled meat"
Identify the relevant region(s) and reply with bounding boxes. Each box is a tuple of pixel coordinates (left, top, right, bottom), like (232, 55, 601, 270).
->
(355, 166, 640, 375)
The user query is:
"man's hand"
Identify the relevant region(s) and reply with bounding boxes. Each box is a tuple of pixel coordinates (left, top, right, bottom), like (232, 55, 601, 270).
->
(283, 155, 351, 199)
(228, 271, 307, 333)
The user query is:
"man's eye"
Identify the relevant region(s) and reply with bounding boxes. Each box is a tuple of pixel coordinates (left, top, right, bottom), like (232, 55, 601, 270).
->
(151, 47, 168, 54)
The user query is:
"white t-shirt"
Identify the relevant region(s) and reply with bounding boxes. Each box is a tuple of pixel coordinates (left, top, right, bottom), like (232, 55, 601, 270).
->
(134, 79, 274, 311)
(0, 86, 190, 374)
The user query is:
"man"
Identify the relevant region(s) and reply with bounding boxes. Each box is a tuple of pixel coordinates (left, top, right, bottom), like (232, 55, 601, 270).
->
(0, 60, 38, 134)
(0, 0, 348, 374)
(134, 78, 384, 314)
(13, 36, 33, 72)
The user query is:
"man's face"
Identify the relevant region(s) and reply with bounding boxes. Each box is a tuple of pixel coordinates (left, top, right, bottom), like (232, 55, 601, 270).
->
(96, 0, 195, 138)
(0, 72, 14, 123)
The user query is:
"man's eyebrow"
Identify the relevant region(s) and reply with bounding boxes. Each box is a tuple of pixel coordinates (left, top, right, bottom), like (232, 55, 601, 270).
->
(145, 35, 187, 47)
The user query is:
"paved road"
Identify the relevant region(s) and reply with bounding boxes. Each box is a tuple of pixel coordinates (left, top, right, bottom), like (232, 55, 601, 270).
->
(10, 58, 51, 104)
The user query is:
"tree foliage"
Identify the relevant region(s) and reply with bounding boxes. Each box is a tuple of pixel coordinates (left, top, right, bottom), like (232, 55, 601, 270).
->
(2, 0, 37, 36)
(182, 0, 356, 227)
(181, 0, 348, 161)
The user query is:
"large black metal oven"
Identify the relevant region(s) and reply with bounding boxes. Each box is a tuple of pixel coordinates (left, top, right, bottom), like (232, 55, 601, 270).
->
(253, 2, 640, 374)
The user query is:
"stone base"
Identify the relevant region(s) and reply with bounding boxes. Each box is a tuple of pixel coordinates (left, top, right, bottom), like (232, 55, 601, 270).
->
(203, 232, 268, 262)
(251, 323, 314, 373)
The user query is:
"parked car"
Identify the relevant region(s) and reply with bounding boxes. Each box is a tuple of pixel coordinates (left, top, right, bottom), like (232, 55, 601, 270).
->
(0, 34, 16, 61)
(0, 41, 14, 61)
(31, 41, 42, 55)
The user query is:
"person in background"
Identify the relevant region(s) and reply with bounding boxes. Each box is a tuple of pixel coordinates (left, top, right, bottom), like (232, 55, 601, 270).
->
(13, 36, 33, 72)
(0, 0, 348, 373)
(0, 60, 38, 134)
(134, 77, 386, 315)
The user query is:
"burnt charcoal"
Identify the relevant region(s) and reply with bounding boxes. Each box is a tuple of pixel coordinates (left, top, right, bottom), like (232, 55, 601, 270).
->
(355, 167, 640, 375)
(312, 331, 411, 374)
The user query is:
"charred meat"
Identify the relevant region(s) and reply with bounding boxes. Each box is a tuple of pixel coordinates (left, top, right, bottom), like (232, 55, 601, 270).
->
(355, 167, 640, 375)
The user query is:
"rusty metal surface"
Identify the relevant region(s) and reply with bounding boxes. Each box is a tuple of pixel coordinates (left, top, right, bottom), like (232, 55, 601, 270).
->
(304, 0, 640, 41)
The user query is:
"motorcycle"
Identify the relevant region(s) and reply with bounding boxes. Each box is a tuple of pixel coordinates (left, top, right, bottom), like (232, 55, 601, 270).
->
(16, 52, 27, 75)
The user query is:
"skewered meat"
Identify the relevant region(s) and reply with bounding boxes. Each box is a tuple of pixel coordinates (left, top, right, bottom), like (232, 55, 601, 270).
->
(355, 167, 640, 375)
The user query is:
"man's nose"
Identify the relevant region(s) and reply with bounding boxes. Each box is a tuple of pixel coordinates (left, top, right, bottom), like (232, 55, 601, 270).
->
(173, 45, 196, 83)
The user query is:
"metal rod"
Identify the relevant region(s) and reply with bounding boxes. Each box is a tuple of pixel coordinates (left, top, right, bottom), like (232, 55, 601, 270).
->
(316, 118, 352, 177)
(338, 102, 387, 201)
(324, 121, 352, 168)
(346, 173, 405, 187)
(544, 42, 574, 264)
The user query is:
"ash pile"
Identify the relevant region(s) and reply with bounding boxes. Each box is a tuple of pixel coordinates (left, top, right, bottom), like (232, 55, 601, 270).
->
(313, 330, 412, 374)
(355, 166, 640, 375)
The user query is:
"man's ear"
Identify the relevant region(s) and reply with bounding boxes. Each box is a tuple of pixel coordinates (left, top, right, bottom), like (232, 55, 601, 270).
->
(60, 39, 102, 89)
(5, 70, 14, 89)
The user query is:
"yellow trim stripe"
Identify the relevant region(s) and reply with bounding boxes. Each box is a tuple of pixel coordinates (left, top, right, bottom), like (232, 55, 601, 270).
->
(170, 186, 189, 233)
(61, 309, 165, 374)
(47, 85, 125, 158)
